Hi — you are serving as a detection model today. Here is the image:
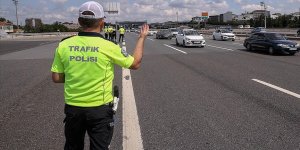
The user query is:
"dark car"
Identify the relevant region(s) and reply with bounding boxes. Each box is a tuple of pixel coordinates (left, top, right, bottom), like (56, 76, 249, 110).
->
(244, 32, 300, 55)
(156, 30, 172, 39)
(251, 27, 266, 33)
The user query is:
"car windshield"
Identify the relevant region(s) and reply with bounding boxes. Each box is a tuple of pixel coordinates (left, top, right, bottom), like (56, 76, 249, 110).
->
(184, 30, 199, 35)
(221, 30, 231, 33)
(265, 33, 286, 40)
(256, 28, 266, 31)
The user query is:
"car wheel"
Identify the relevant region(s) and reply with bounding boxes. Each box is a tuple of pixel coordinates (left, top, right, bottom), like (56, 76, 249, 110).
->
(183, 40, 186, 47)
(213, 35, 216, 40)
(232, 39, 235, 41)
(289, 52, 296, 56)
(176, 39, 179, 46)
(246, 43, 252, 51)
(268, 47, 275, 55)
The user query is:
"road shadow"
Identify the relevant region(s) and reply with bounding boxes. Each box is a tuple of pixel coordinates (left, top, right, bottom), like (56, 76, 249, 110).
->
(237, 49, 298, 56)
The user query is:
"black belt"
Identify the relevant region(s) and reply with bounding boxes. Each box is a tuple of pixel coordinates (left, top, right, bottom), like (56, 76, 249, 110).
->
(104, 102, 113, 107)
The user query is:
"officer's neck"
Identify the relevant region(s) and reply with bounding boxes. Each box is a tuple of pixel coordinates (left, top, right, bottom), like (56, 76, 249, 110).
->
(83, 27, 101, 33)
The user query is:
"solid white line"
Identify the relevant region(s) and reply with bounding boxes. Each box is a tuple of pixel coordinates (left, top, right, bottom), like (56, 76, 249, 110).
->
(252, 79, 300, 99)
(164, 44, 187, 54)
(206, 44, 234, 51)
(122, 43, 144, 150)
(147, 38, 154, 41)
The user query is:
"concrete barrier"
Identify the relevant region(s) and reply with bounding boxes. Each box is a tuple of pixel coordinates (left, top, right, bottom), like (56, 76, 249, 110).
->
(0, 32, 78, 40)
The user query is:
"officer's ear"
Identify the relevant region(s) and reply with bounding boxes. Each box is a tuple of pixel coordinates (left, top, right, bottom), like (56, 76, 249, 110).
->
(99, 19, 104, 30)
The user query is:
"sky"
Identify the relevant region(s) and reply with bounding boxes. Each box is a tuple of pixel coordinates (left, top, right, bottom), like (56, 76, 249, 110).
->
(0, 0, 300, 25)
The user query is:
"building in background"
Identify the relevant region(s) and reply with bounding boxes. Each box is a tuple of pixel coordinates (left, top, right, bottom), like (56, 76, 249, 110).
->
(223, 11, 233, 22)
(0, 21, 13, 33)
(117, 21, 147, 29)
(271, 13, 282, 19)
(208, 15, 220, 23)
(290, 12, 300, 18)
(238, 12, 254, 21)
(62, 22, 80, 30)
(252, 10, 270, 19)
(25, 18, 42, 28)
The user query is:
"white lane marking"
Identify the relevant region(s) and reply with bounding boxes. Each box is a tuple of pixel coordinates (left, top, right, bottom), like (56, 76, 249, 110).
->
(206, 45, 234, 51)
(232, 43, 243, 46)
(164, 44, 187, 54)
(252, 79, 300, 99)
(147, 38, 154, 41)
(122, 43, 144, 150)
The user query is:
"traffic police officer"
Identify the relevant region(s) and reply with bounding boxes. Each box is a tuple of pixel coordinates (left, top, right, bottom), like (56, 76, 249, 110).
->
(108, 26, 113, 41)
(104, 26, 108, 39)
(118, 26, 125, 42)
(51, 1, 149, 150)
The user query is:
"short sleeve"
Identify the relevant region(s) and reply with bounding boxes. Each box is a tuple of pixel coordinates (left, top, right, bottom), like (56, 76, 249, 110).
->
(105, 44, 134, 68)
(51, 48, 64, 73)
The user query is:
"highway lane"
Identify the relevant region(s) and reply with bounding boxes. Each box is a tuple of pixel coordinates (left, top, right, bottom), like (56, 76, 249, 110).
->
(125, 32, 300, 149)
(0, 33, 299, 149)
(0, 40, 58, 55)
(0, 39, 124, 150)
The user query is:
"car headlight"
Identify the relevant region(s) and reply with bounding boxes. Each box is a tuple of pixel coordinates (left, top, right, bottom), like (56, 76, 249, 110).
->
(277, 44, 289, 48)
(185, 37, 191, 41)
(296, 43, 300, 47)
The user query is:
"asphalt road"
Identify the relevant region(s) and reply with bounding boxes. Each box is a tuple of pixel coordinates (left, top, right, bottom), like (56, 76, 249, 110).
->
(0, 33, 299, 150)
(0, 40, 57, 55)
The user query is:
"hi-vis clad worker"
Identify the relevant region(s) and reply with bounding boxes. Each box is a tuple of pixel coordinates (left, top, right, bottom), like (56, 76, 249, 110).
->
(104, 26, 108, 39)
(107, 26, 113, 41)
(51, 1, 149, 150)
(118, 26, 125, 42)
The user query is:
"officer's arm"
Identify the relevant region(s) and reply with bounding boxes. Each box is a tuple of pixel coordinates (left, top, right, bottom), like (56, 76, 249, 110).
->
(130, 24, 149, 70)
(52, 72, 65, 83)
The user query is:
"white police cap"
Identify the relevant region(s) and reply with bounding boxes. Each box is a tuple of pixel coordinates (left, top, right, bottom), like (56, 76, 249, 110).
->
(79, 1, 105, 19)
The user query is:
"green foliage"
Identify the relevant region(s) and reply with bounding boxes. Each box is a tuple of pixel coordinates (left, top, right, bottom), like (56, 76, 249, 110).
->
(0, 17, 6, 22)
(24, 21, 80, 33)
(207, 14, 300, 28)
(247, 14, 300, 28)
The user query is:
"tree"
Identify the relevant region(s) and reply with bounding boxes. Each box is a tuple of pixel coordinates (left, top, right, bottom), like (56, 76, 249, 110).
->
(0, 17, 6, 22)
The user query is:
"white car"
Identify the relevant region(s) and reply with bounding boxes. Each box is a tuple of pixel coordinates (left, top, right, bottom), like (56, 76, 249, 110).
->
(213, 29, 236, 41)
(148, 30, 158, 36)
(176, 29, 206, 47)
(169, 28, 179, 37)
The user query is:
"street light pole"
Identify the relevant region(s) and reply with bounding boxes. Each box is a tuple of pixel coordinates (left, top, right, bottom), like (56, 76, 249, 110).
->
(12, 0, 19, 30)
(260, 2, 267, 28)
(176, 11, 178, 22)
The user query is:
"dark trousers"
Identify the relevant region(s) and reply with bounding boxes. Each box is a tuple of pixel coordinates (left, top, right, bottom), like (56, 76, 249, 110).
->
(105, 33, 108, 39)
(119, 34, 124, 42)
(64, 104, 114, 150)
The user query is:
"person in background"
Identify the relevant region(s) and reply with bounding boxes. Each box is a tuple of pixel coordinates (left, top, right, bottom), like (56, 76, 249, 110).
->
(104, 26, 108, 39)
(119, 26, 125, 43)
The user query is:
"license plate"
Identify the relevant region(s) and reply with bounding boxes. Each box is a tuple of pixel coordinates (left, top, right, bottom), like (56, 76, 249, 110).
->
(194, 42, 200, 44)
(290, 48, 297, 50)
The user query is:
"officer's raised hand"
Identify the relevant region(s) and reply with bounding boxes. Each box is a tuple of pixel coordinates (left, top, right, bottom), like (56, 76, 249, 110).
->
(129, 24, 149, 70)
(139, 24, 150, 38)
